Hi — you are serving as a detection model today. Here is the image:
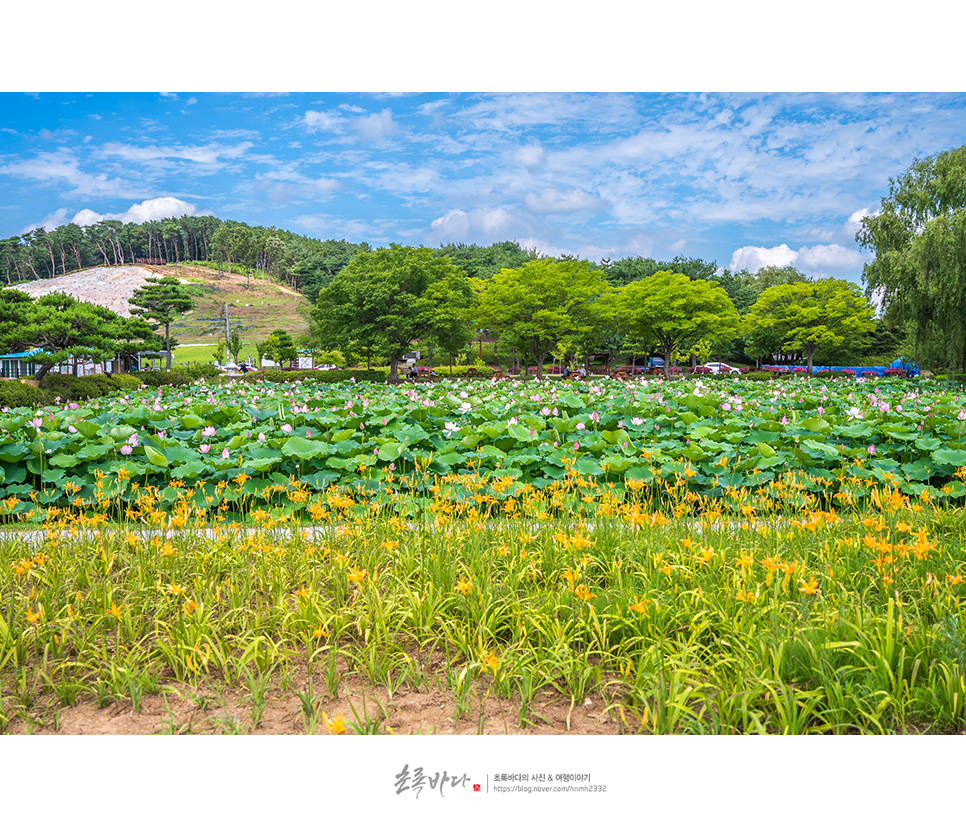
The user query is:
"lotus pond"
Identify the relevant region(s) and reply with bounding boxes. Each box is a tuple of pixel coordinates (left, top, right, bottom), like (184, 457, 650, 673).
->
(4, 374, 966, 521)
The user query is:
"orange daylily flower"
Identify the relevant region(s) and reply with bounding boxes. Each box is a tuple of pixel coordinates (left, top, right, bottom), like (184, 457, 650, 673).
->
(322, 711, 346, 734)
(798, 577, 820, 595)
(628, 597, 649, 614)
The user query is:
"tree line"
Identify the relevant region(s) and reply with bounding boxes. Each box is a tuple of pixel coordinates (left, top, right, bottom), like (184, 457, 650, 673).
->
(312, 246, 881, 382)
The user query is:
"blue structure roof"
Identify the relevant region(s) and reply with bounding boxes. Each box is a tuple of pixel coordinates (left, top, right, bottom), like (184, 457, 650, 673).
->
(0, 348, 42, 360)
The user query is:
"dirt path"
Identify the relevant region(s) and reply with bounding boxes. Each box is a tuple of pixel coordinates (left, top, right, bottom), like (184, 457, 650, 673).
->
(8, 660, 622, 736)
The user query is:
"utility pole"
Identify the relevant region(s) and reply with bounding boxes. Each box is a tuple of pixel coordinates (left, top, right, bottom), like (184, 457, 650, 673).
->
(223, 303, 230, 362)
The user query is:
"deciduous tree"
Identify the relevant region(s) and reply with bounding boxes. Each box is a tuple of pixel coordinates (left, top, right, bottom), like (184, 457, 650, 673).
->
(742, 278, 874, 373)
(475, 259, 611, 380)
(313, 245, 473, 382)
(616, 271, 739, 377)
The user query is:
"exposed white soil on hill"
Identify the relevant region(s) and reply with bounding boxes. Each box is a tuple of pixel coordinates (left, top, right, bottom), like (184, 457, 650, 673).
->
(15, 266, 156, 317)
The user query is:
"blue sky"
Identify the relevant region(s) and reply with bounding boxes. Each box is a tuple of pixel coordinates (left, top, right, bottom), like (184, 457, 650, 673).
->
(3, 91, 965, 285)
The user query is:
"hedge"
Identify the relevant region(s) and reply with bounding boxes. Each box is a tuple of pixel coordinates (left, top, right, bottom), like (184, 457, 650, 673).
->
(247, 369, 388, 384)
(0, 380, 54, 409)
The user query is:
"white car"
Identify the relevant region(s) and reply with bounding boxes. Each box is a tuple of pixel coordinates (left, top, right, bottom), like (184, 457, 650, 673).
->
(699, 362, 742, 375)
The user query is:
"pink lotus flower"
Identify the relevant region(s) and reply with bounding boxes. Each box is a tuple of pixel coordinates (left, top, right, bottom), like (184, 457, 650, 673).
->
(222, 448, 230, 459)
(200, 443, 210, 454)
(281, 423, 292, 433)
(120, 445, 133, 455)
(867, 445, 875, 456)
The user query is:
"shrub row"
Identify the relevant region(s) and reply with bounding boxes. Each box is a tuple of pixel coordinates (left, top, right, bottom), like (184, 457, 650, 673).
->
(247, 368, 388, 384)
(38, 372, 145, 403)
(135, 364, 222, 388)
(1, 370, 154, 409)
(0, 380, 53, 409)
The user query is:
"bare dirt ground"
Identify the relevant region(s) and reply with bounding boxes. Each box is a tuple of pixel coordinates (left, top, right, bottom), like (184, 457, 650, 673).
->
(8, 657, 622, 736)
(16, 266, 155, 317)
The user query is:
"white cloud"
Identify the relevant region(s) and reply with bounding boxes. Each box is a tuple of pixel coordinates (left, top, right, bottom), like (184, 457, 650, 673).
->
(513, 141, 545, 168)
(357, 161, 439, 195)
(351, 109, 399, 143)
(730, 241, 867, 276)
(523, 187, 600, 214)
(845, 206, 876, 237)
(429, 206, 529, 243)
(66, 197, 206, 228)
(252, 170, 341, 203)
(729, 244, 798, 273)
(22, 208, 70, 233)
(100, 141, 253, 167)
(302, 110, 344, 132)
(301, 108, 399, 144)
(0, 149, 135, 198)
(796, 243, 868, 272)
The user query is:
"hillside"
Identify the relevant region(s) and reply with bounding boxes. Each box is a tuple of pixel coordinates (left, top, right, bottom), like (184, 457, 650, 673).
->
(155, 263, 312, 346)
(12, 263, 312, 347)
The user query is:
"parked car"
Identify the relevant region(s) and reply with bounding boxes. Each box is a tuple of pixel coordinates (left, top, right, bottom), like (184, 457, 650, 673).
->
(694, 362, 744, 375)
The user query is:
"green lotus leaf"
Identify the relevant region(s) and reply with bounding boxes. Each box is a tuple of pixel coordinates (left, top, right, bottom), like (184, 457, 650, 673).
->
(931, 448, 966, 467)
(144, 446, 168, 467)
(282, 436, 332, 460)
(799, 416, 830, 433)
(377, 441, 401, 461)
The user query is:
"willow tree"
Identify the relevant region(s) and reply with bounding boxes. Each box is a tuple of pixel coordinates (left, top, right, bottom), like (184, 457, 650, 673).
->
(857, 144, 966, 372)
